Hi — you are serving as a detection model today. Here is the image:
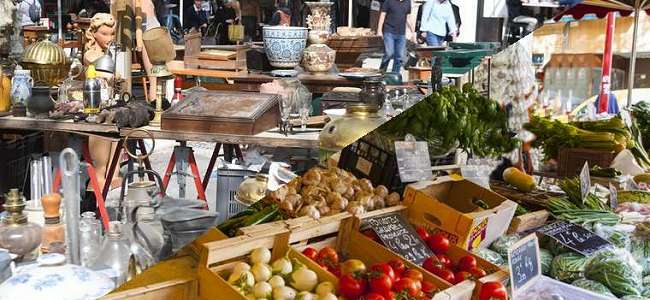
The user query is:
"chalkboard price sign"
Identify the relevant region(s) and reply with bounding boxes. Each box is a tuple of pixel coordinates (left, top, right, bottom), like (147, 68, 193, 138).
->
(508, 234, 541, 294)
(537, 221, 612, 256)
(366, 213, 434, 265)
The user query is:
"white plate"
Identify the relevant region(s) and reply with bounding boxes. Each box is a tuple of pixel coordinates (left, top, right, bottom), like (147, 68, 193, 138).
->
(271, 69, 298, 77)
(338, 71, 382, 80)
(323, 108, 346, 120)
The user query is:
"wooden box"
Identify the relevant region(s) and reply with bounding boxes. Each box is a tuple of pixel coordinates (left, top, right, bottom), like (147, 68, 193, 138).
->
(327, 36, 383, 69)
(161, 91, 280, 135)
(557, 148, 617, 178)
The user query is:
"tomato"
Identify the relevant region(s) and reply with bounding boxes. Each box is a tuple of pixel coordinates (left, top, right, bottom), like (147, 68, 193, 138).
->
(478, 282, 508, 300)
(432, 267, 455, 284)
(393, 277, 420, 297)
(325, 264, 342, 278)
(469, 267, 487, 278)
(454, 271, 472, 284)
(421, 280, 436, 294)
(341, 259, 367, 275)
(369, 273, 393, 294)
(362, 293, 386, 300)
(416, 226, 430, 241)
(457, 256, 478, 272)
(426, 233, 450, 255)
(422, 256, 441, 273)
(437, 254, 452, 269)
(370, 263, 396, 282)
(316, 247, 339, 268)
(380, 291, 396, 300)
(388, 259, 406, 277)
(339, 274, 367, 299)
(403, 269, 424, 283)
(302, 247, 318, 260)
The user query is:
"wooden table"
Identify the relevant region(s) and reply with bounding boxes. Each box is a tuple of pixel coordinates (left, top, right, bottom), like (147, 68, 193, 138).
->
(0, 116, 119, 135)
(166, 60, 247, 80)
(231, 72, 365, 94)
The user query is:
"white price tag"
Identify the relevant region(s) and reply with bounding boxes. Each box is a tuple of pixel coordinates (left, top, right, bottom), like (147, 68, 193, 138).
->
(394, 135, 433, 183)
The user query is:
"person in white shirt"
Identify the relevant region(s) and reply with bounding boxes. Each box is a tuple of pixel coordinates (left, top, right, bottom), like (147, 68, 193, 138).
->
(16, 0, 42, 27)
(419, 0, 457, 46)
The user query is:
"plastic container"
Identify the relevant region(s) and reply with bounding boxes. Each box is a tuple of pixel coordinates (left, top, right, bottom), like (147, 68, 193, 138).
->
(214, 168, 257, 225)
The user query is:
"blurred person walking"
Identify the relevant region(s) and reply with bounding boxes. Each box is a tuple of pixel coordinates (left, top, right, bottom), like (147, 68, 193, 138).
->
(377, 0, 415, 73)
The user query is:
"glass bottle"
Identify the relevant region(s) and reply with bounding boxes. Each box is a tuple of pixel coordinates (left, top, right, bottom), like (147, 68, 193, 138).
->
(40, 193, 65, 254)
(79, 212, 101, 267)
(0, 189, 42, 258)
(90, 221, 131, 286)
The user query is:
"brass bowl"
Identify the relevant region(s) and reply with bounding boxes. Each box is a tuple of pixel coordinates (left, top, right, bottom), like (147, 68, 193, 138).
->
(22, 38, 70, 86)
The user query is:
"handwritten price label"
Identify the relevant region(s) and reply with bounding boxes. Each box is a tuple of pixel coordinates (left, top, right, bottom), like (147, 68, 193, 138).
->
(367, 213, 433, 265)
(537, 221, 612, 256)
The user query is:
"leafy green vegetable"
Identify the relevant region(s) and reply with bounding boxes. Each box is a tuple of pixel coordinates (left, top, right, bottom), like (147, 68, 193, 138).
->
(585, 249, 643, 297)
(489, 234, 521, 259)
(571, 278, 616, 298)
(472, 247, 505, 267)
(540, 248, 553, 276)
(550, 252, 588, 283)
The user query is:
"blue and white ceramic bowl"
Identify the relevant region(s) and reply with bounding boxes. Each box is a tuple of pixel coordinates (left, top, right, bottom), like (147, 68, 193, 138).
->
(263, 26, 308, 69)
(0, 253, 114, 300)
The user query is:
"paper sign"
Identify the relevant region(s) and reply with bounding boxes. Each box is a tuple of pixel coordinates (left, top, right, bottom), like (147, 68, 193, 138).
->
(394, 136, 433, 183)
(621, 110, 633, 128)
(537, 221, 612, 256)
(508, 234, 541, 295)
(609, 183, 618, 209)
(580, 162, 591, 204)
(366, 213, 434, 265)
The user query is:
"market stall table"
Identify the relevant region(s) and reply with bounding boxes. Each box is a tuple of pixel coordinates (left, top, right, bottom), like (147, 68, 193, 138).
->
(230, 72, 365, 94)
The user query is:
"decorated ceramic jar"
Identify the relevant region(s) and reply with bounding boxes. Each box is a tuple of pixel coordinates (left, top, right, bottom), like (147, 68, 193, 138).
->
(10, 68, 33, 106)
(302, 44, 336, 73)
(263, 26, 308, 68)
(0, 253, 114, 300)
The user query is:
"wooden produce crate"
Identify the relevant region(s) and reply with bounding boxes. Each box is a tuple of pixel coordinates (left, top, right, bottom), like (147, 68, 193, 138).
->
(327, 35, 383, 69)
(557, 148, 617, 178)
(507, 210, 551, 234)
(197, 226, 339, 300)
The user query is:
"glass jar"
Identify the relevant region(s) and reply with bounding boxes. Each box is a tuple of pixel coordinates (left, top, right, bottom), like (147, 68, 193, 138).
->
(10, 67, 33, 107)
(0, 189, 42, 258)
(79, 212, 101, 267)
(90, 221, 131, 286)
(359, 77, 385, 109)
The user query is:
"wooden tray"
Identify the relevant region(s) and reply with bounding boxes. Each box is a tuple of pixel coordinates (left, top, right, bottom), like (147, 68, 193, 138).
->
(198, 50, 237, 61)
(161, 91, 280, 135)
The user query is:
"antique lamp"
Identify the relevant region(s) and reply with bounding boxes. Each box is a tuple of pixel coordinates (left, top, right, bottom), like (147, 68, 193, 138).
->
(142, 27, 176, 126)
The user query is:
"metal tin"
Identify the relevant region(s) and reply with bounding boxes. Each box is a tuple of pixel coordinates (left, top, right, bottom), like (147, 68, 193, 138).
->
(83, 78, 101, 114)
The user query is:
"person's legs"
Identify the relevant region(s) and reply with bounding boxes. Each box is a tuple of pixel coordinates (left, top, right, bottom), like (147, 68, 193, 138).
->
(380, 32, 395, 72)
(425, 32, 444, 46)
(392, 34, 406, 73)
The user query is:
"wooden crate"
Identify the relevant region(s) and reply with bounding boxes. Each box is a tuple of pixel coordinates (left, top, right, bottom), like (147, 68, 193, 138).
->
(557, 148, 617, 178)
(197, 226, 339, 300)
(101, 278, 198, 300)
(327, 36, 383, 69)
(507, 210, 551, 234)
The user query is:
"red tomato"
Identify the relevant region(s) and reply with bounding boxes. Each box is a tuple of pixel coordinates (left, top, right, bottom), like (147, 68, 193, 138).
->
(469, 267, 487, 278)
(362, 293, 386, 300)
(421, 280, 437, 294)
(327, 264, 342, 278)
(432, 267, 455, 284)
(301, 247, 318, 260)
(422, 256, 441, 273)
(393, 277, 420, 297)
(370, 263, 396, 282)
(388, 259, 406, 277)
(454, 271, 472, 284)
(416, 226, 430, 241)
(339, 274, 367, 299)
(316, 247, 339, 268)
(437, 254, 452, 269)
(457, 256, 478, 272)
(478, 282, 508, 300)
(426, 233, 450, 255)
(369, 273, 393, 294)
(403, 269, 424, 283)
(380, 291, 396, 300)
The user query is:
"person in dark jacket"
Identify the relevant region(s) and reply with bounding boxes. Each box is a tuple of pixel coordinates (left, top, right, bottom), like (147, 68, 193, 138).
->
(184, 0, 208, 33)
(444, 1, 461, 42)
(269, 0, 291, 26)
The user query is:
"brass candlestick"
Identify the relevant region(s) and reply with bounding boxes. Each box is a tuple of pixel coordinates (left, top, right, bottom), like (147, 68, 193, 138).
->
(150, 83, 163, 126)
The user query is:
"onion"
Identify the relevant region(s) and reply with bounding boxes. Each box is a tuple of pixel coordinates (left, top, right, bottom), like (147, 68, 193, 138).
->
(229, 270, 255, 289)
(315, 281, 335, 296)
(253, 282, 273, 298)
(374, 185, 389, 198)
(386, 192, 401, 206)
(251, 248, 272, 264)
(289, 267, 318, 292)
(232, 262, 251, 278)
(273, 286, 297, 300)
(269, 275, 286, 288)
(251, 263, 272, 283)
(272, 257, 293, 275)
(295, 291, 316, 300)
(317, 293, 337, 300)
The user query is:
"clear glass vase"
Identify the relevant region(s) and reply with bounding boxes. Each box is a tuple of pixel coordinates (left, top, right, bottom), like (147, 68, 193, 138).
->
(90, 221, 131, 286)
(79, 212, 101, 267)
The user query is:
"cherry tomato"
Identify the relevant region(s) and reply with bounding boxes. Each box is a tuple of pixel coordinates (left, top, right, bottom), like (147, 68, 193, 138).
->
(403, 269, 424, 283)
(426, 233, 450, 255)
(388, 259, 406, 277)
(301, 247, 318, 260)
(370, 263, 396, 282)
(369, 273, 393, 294)
(432, 267, 455, 284)
(393, 277, 420, 297)
(454, 271, 472, 284)
(478, 281, 508, 300)
(339, 274, 367, 299)
(316, 247, 339, 268)
(437, 254, 452, 269)
(362, 293, 386, 300)
(457, 256, 478, 272)
(421, 280, 437, 294)
(422, 256, 441, 273)
(469, 267, 487, 278)
(416, 226, 430, 241)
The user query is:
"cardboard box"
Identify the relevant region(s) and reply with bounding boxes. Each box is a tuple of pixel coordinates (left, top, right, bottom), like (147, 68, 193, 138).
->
(403, 177, 517, 251)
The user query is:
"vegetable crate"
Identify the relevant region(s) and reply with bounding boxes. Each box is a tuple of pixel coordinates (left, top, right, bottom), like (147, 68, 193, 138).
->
(557, 148, 616, 178)
(215, 168, 257, 225)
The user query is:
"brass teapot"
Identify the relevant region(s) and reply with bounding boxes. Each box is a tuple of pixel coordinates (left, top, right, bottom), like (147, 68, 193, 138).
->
(21, 35, 71, 87)
(319, 103, 388, 159)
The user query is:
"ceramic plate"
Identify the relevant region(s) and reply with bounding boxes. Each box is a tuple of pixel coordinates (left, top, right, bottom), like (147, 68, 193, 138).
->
(271, 69, 299, 77)
(338, 71, 382, 80)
